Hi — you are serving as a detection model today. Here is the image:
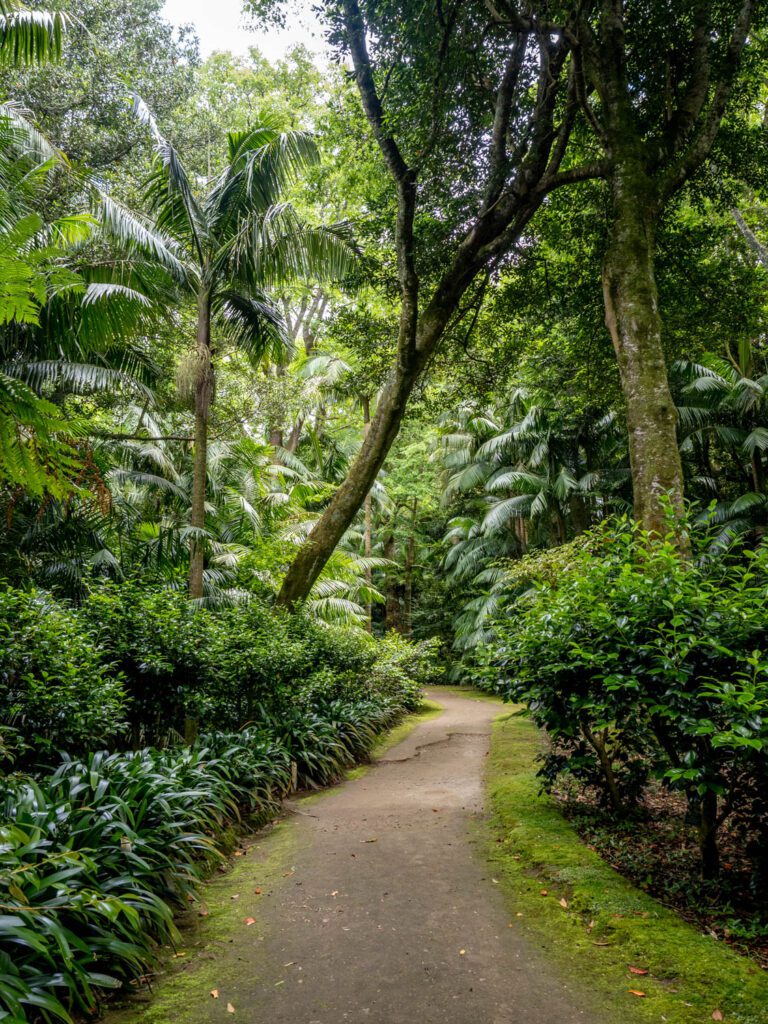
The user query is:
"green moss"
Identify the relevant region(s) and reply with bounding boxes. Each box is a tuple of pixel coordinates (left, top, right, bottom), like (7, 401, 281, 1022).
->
(107, 821, 301, 1022)
(487, 710, 768, 1024)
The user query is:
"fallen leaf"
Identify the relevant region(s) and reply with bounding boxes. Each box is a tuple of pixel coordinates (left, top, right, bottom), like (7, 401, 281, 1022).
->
(712, 1012, 724, 1021)
(283, 962, 296, 967)
(628, 990, 646, 998)
(516, 912, 524, 917)
(628, 966, 648, 976)
(362, 838, 378, 843)
(243, 917, 256, 926)
(459, 949, 466, 955)
(226, 1002, 235, 1013)
(587, 920, 595, 932)
(172, 951, 186, 959)
(230, 894, 240, 901)
(540, 889, 548, 896)
(198, 909, 209, 917)
(559, 898, 568, 908)
(210, 989, 219, 999)
(492, 878, 499, 884)
(234, 850, 244, 857)
(593, 941, 611, 946)
(254, 888, 262, 895)
(330, 891, 339, 897)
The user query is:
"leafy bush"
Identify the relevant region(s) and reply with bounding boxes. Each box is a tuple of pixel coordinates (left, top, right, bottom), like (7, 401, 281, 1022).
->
(0, 575, 439, 1021)
(493, 517, 768, 880)
(0, 693, 412, 1022)
(76, 584, 418, 737)
(78, 581, 211, 742)
(0, 588, 127, 760)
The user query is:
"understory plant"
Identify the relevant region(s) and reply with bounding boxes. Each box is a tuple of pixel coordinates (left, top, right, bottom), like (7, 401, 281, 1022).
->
(492, 515, 768, 882)
(0, 686, 419, 1021)
(0, 581, 439, 758)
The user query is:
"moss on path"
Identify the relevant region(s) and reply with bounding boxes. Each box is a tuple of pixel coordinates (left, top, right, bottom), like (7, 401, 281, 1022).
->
(487, 707, 768, 1024)
(106, 691, 768, 1024)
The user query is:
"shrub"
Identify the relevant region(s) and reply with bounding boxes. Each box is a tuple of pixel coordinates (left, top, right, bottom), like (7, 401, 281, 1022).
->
(0, 693, 412, 1023)
(78, 580, 211, 742)
(0, 588, 127, 761)
(494, 516, 768, 880)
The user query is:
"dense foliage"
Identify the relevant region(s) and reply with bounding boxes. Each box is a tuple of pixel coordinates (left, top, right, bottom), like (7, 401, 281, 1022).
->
(0, 580, 435, 1021)
(483, 518, 768, 887)
(1, 0, 768, 1011)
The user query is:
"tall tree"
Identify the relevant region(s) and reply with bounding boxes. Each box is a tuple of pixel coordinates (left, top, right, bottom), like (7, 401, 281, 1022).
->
(266, 0, 596, 606)
(567, 0, 765, 535)
(1, 0, 198, 179)
(134, 106, 356, 597)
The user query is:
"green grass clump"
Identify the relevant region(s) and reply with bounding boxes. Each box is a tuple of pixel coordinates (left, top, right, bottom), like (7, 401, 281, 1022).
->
(487, 710, 768, 1024)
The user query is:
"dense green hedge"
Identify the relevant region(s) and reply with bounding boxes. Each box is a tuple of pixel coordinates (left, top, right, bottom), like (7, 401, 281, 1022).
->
(488, 517, 768, 883)
(0, 581, 438, 761)
(0, 581, 440, 1021)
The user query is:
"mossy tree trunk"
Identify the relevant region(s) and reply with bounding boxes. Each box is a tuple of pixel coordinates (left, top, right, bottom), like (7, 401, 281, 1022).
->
(601, 162, 685, 537)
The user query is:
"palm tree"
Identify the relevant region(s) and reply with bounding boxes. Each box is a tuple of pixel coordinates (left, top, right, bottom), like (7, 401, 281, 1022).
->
(437, 389, 629, 653)
(0, 100, 167, 501)
(132, 102, 357, 596)
(674, 342, 768, 544)
(0, 0, 66, 67)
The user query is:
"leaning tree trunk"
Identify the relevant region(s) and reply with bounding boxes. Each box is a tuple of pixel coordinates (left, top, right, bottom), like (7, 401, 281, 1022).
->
(188, 294, 214, 599)
(362, 396, 373, 631)
(277, 350, 430, 607)
(602, 165, 685, 537)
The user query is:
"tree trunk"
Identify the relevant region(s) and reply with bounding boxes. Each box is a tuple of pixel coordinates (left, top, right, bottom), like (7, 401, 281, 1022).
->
(581, 720, 626, 816)
(602, 164, 685, 537)
(277, 350, 431, 606)
(402, 498, 417, 636)
(699, 788, 721, 880)
(188, 293, 213, 600)
(383, 532, 401, 632)
(362, 396, 373, 632)
(569, 494, 591, 535)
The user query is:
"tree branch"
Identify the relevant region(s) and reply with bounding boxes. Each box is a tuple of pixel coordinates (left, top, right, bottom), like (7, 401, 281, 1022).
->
(342, 0, 418, 355)
(659, 0, 755, 200)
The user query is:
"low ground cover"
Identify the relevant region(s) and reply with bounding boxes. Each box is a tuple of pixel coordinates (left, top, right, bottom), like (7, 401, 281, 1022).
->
(487, 710, 768, 1024)
(0, 582, 439, 1023)
(563, 783, 768, 968)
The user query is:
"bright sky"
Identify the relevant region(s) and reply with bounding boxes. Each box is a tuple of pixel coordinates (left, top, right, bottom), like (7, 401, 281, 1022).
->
(162, 0, 325, 60)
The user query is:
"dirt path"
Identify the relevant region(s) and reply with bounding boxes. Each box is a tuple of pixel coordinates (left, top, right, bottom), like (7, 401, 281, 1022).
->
(116, 690, 605, 1024)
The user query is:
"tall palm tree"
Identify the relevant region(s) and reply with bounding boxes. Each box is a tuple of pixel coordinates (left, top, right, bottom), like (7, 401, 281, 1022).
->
(133, 102, 357, 596)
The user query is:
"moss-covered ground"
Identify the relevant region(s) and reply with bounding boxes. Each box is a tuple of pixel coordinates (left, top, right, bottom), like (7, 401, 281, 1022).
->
(486, 705, 768, 1024)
